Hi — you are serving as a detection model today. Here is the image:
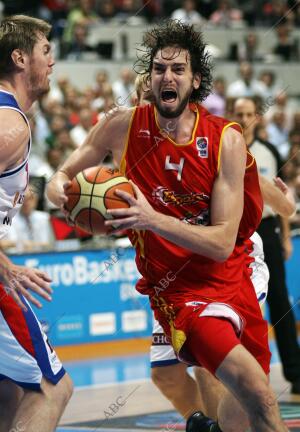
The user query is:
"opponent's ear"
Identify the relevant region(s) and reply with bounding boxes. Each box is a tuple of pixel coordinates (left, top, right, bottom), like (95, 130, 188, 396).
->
(193, 73, 201, 90)
(11, 49, 26, 70)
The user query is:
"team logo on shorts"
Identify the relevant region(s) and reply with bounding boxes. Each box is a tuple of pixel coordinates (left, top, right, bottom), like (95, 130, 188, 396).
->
(196, 137, 208, 158)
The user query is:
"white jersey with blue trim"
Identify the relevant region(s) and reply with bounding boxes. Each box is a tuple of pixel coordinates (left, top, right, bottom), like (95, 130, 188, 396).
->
(0, 90, 31, 240)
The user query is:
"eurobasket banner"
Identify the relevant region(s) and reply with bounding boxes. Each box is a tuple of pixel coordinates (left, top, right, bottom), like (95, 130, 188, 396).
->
(10, 248, 153, 346)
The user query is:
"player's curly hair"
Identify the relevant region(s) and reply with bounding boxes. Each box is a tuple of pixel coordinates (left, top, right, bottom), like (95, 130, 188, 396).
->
(135, 20, 213, 103)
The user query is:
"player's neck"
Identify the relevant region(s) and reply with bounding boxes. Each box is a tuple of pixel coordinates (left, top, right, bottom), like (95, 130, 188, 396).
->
(0, 77, 34, 112)
(156, 105, 196, 143)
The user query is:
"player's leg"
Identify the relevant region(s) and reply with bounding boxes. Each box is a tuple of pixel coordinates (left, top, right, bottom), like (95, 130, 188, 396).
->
(10, 373, 73, 432)
(152, 363, 203, 419)
(0, 379, 24, 432)
(194, 367, 224, 420)
(184, 316, 286, 432)
(151, 319, 203, 419)
(0, 285, 73, 431)
(216, 344, 286, 432)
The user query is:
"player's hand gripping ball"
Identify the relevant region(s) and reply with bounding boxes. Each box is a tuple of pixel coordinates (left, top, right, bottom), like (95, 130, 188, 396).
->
(64, 166, 134, 234)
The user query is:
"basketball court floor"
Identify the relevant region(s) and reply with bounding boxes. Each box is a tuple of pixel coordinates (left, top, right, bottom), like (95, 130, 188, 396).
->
(56, 340, 300, 432)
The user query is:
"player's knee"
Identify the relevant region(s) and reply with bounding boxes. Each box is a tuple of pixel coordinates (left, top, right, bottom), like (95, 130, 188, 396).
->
(151, 366, 180, 395)
(43, 373, 73, 408)
(58, 373, 73, 405)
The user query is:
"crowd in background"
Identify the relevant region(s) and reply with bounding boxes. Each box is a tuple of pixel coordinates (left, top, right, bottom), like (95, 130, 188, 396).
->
(0, 0, 300, 252)
(0, 0, 300, 61)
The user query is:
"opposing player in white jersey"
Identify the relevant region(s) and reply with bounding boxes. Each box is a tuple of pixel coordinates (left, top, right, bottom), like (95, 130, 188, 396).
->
(0, 15, 72, 432)
(150, 171, 296, 425)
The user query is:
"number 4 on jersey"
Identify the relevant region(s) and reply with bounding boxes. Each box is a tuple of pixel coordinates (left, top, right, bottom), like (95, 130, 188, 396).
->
(165, 156, 185, 181)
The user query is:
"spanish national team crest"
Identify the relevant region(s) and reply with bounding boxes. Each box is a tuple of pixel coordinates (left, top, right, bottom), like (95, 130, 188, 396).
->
(196, 137, 208, 158)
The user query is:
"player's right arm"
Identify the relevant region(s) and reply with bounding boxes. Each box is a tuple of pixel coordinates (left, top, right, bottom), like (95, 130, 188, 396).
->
(46, 107, 133, 208)
(259, 175, 296, 217)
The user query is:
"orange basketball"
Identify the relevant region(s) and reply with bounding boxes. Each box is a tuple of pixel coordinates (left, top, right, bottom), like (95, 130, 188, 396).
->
(64, 166, 134, 234)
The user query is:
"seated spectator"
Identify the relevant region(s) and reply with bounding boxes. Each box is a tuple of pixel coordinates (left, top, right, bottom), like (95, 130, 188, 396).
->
(227, 61, 268, 98)
(115, 0, 145, 24)
(45, 114, 69, 148)
(70, 108, 94, 147)
(98, 0, 116, 22)
(171, 0, 205, 25)
(63, 0, 100, 45)
(64, 23, 98, 60)
(273, 21, 299, 61)
(112, 68, 135, 107)
(209, 0, 243, 26)
(266, 110, 290, 159)
(2, 187, 55, 253)
(233, 32, 265, 62)
(264, 89, 297, 131)
(55, 129, 77, 157)
(258, 70, 280, 99)
(202, 76, 226, 116)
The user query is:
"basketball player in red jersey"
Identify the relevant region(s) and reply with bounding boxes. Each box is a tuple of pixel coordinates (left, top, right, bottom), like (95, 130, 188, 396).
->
(0, 15, 72, 432)
(47, 21, 287, 431)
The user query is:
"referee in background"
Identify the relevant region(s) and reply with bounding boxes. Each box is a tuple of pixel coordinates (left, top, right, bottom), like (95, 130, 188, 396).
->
(234, 97, 300, 394)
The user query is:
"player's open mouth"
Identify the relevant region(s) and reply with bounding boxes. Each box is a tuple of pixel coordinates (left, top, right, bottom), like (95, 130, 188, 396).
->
(161, 90, 177, 103)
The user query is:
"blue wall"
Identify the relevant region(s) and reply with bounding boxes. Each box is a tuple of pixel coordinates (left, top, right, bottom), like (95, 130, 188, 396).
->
(10, 237, 300, 346)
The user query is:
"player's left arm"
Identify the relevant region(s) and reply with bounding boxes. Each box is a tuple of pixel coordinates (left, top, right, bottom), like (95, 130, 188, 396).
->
(106, 128, 246, 262)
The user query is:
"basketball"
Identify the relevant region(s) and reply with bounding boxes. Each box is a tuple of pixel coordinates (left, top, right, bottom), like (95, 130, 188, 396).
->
(64, 166, 134, 234)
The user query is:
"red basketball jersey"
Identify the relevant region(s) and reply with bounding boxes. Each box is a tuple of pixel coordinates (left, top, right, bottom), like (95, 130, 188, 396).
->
(120, 103, 263, 303)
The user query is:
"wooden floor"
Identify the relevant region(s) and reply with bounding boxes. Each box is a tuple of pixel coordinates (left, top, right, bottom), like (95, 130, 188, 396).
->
(59, 362, 300, 431)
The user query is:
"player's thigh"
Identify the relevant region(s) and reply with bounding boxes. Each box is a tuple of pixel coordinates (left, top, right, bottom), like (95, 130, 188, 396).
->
(0, 378, 23, 408)
(215, 344, 270, 409)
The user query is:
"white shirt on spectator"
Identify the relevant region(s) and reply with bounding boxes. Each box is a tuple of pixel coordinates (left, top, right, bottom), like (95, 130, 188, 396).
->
(171, 8, 204, 24)
(4, 210, 54, 253)
(70, 125, 89, 147)
(227, 79, 268, 99)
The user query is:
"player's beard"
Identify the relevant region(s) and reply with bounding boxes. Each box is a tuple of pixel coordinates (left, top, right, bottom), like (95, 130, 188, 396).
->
(27, 67, 50, 101)
(153, 86, 193, 119)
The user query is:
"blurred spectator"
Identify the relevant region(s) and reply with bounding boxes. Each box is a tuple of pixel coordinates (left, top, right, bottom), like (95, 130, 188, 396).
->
(3, 187, 55, 253)
(229, 32, 265, 62)
(258, 70, 280, 99)
(64, 22, 98, 60)
(171, 0, 205, 25)
(282, 129, 300, 180)
(209, 0, 243, 26)
(227, 61, 268, 99)
(98, 0, 116, 22)
(288, 167, 300, 231)
(45, 114, 69, 148)
(63, 0, 99, 45)
(266, 110, 290, 159)
(273, 22, 299, 62)
(264, 89, 297, 132)
(259, 0, 290, 26)
(112, 68, 135, 107)
(55, 129, 77, 157)
(114, 0, 145, 25)
(202, 76, 226, 116)
(70, 108, 94, 146)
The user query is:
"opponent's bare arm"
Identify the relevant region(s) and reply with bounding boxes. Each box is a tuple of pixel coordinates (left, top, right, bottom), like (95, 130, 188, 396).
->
(259, 175, 296, 218)
(106, 128, 246, 262)
(46, 107, 133, 208)
(0, 110, 53, 310)
(0, 109, 29, 172)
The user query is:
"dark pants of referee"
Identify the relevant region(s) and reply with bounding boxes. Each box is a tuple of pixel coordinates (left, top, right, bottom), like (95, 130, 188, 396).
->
(258, 217, 300, 392)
